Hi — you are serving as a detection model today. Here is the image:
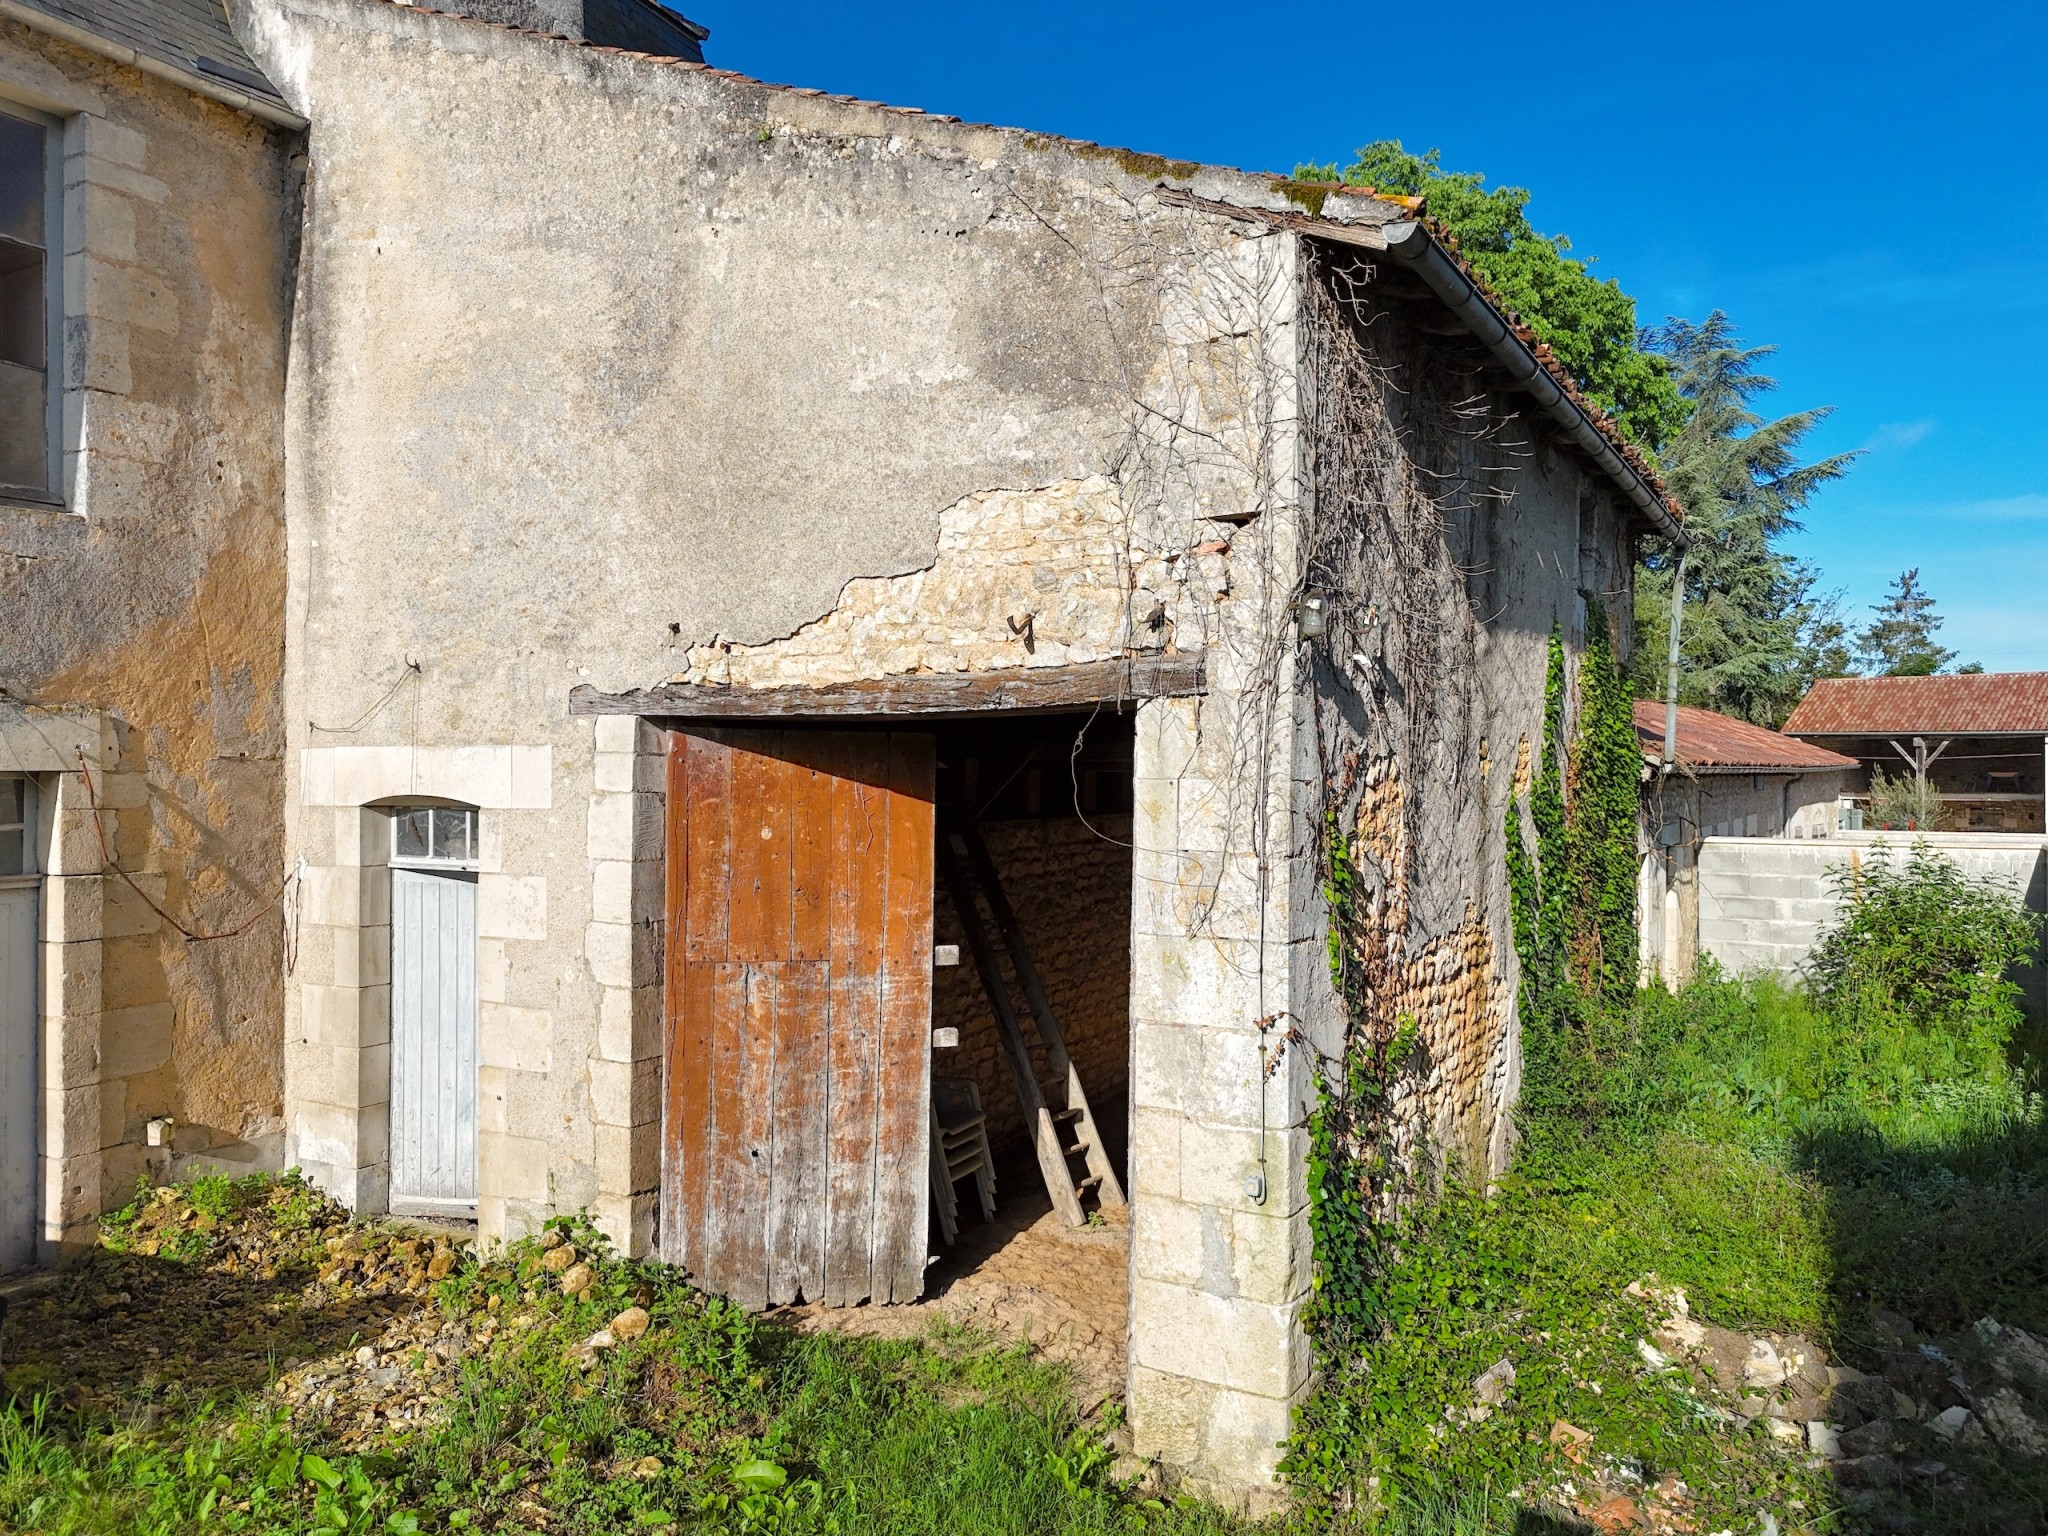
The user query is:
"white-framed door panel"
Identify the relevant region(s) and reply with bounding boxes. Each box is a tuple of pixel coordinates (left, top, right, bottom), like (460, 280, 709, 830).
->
(388, 810, 479, 1218)
(1, 769, 41, 1270)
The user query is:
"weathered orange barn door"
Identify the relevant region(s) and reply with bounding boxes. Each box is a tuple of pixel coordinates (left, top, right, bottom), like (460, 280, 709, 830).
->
(661, 728, 934, 1308)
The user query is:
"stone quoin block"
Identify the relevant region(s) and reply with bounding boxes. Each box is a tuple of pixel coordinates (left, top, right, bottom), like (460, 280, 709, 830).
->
(479, 1003, 553, 1075)
(1129, 1278, 1310, 1399)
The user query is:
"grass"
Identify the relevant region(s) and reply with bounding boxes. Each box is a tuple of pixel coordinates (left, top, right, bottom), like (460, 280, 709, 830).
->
(1290, 968, 2048, 1533)
(5, 846, 2043, 1534)
(0, 1179, 1251, 1536)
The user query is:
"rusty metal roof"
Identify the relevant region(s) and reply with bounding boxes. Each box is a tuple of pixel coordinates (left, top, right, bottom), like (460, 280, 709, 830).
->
(1783, 673, 2048, 738)
(1634, 702, 1858, 772)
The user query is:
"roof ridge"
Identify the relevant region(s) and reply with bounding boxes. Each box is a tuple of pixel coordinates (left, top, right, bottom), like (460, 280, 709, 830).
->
(379, 0, 1401, 223)
(365, 0, 1679, 526)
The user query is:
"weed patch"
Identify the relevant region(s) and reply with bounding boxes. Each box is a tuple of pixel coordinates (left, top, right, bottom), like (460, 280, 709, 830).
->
(1292, 840, 2048, 1533)
(0, 1178, 1250, 1535)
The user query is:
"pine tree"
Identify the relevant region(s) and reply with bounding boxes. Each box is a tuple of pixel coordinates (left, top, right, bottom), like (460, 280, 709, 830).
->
(1631, 314, 1859, 725)
(1856, 569, 1958, 676)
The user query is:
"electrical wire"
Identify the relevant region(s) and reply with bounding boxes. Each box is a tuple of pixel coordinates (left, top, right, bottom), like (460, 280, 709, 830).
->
(308, 660, 421, 735)
(1068, 699, 1133, 850)
(73, 748, 294, 944)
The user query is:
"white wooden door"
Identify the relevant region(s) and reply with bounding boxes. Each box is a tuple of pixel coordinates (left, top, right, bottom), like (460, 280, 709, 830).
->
(0, 775, 39, 1271)
(390, 849, 479, 1215)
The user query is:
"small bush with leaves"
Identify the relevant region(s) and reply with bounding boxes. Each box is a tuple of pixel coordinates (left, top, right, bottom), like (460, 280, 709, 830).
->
(1808, 840, 2041, 1037)
(1862, 765, 1942, 831)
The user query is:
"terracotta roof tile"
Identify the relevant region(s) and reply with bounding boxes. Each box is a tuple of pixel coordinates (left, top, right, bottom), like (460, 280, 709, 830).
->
(1633, 702, 1858, 772)
(1782, 674, 2048, 737)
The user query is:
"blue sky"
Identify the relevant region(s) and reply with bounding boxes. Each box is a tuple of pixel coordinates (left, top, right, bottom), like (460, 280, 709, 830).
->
(691, 2, 2048, 671)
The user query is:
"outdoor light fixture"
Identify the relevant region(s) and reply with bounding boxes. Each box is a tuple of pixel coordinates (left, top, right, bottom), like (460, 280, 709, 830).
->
(1295, 592, 1329, 640)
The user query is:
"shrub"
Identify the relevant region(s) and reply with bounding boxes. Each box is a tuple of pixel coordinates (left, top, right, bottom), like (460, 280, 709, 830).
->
(1862, 766, 1941, 831)
(1807, 841, 2040, 1037)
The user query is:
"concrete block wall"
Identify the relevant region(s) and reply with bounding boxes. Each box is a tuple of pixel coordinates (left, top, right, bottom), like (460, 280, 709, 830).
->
(1698, 833, 2048, 1015)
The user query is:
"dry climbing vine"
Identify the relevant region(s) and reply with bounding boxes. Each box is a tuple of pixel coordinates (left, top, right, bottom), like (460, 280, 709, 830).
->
(1288, 241, 1645, 1500)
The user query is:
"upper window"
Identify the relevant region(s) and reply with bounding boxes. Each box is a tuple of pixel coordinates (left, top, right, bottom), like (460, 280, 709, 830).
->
(392, 805, 478, 868)
(0, 776, 34, 877)
(0, 104, 57, 504)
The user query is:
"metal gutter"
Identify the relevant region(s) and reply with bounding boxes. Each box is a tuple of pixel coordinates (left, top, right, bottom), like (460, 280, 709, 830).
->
(1378, 219, 1686, 546)
(0, 0, 307, 128)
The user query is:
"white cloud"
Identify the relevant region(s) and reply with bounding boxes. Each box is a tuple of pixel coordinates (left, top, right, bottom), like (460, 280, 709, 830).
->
(1939, 492, 2048, 523)
(1940, 604, 2048, 671)
(1858, 419, 1935, 454)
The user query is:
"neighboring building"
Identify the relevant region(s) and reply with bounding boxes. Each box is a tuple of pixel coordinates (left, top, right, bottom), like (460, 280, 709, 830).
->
(0, 0, 303, 1271)
(1783, 672, 2048, 834)
(1636, 702, 1856, 986)
(407, 0, 706, 56)
(3, 0, 1690, 1499)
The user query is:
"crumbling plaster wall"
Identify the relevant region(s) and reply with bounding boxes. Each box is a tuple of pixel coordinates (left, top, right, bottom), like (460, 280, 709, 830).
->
(0, 22, 295, 1233)
(239, 0, 1345, 1500)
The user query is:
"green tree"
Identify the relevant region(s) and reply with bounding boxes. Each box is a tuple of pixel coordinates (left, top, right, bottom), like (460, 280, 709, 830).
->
(1857, 568, 1960, 676)
(1631, 314, 1859, 725)
(1296, 141, 1688, 451)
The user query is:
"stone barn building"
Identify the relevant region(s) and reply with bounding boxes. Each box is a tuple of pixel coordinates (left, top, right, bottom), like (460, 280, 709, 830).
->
(1784, 671, 2048, 834)
(0, 0, 1688, 1500)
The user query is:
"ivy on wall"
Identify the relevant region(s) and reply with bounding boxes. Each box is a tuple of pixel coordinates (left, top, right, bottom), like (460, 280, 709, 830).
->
(1567, 604, 1644, 1010)
(1510, 614, 1641, 1026)
(1294, 614, 1644, 1499)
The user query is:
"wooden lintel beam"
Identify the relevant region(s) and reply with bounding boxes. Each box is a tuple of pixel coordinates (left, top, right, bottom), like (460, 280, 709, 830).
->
(567, 654, 1206, 719)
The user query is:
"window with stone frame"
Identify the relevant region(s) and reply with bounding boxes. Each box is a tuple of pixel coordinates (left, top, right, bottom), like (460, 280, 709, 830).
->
(0, 102, 58, 503)
(0, 775, 33, 876)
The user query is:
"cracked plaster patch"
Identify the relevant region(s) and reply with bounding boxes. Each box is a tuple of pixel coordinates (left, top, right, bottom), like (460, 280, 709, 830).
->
(673, 475, 1230, 688)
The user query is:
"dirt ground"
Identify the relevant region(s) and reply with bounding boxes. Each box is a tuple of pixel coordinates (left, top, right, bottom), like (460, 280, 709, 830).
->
(788, 1154, 1131, 1412)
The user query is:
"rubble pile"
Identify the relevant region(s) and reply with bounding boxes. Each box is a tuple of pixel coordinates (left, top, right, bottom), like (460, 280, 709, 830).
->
(1628, 1278, 2048, 1522)
(0, 1181, 416, 1410)
(272, 1227, 661, 1450)
(0, 1180, 663, 1463)
(1472, 1280, 2048, 1534)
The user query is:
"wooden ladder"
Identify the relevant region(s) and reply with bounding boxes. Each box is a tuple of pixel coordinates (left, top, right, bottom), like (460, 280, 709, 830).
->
(935, 820, 1126, 1228)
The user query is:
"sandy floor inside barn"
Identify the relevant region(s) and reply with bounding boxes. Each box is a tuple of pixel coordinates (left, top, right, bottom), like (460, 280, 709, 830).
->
(786, 1167, 1131, 1412)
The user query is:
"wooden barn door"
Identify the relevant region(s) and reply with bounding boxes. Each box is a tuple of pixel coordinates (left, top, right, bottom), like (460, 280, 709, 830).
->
(661, 728, 935, 1308)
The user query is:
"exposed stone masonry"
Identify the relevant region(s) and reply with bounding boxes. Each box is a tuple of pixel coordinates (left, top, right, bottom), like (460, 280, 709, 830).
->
(1340, 757, 1511, 1180)
(931, 813, 1132, 1156)
(674, 477, 1228, 690)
